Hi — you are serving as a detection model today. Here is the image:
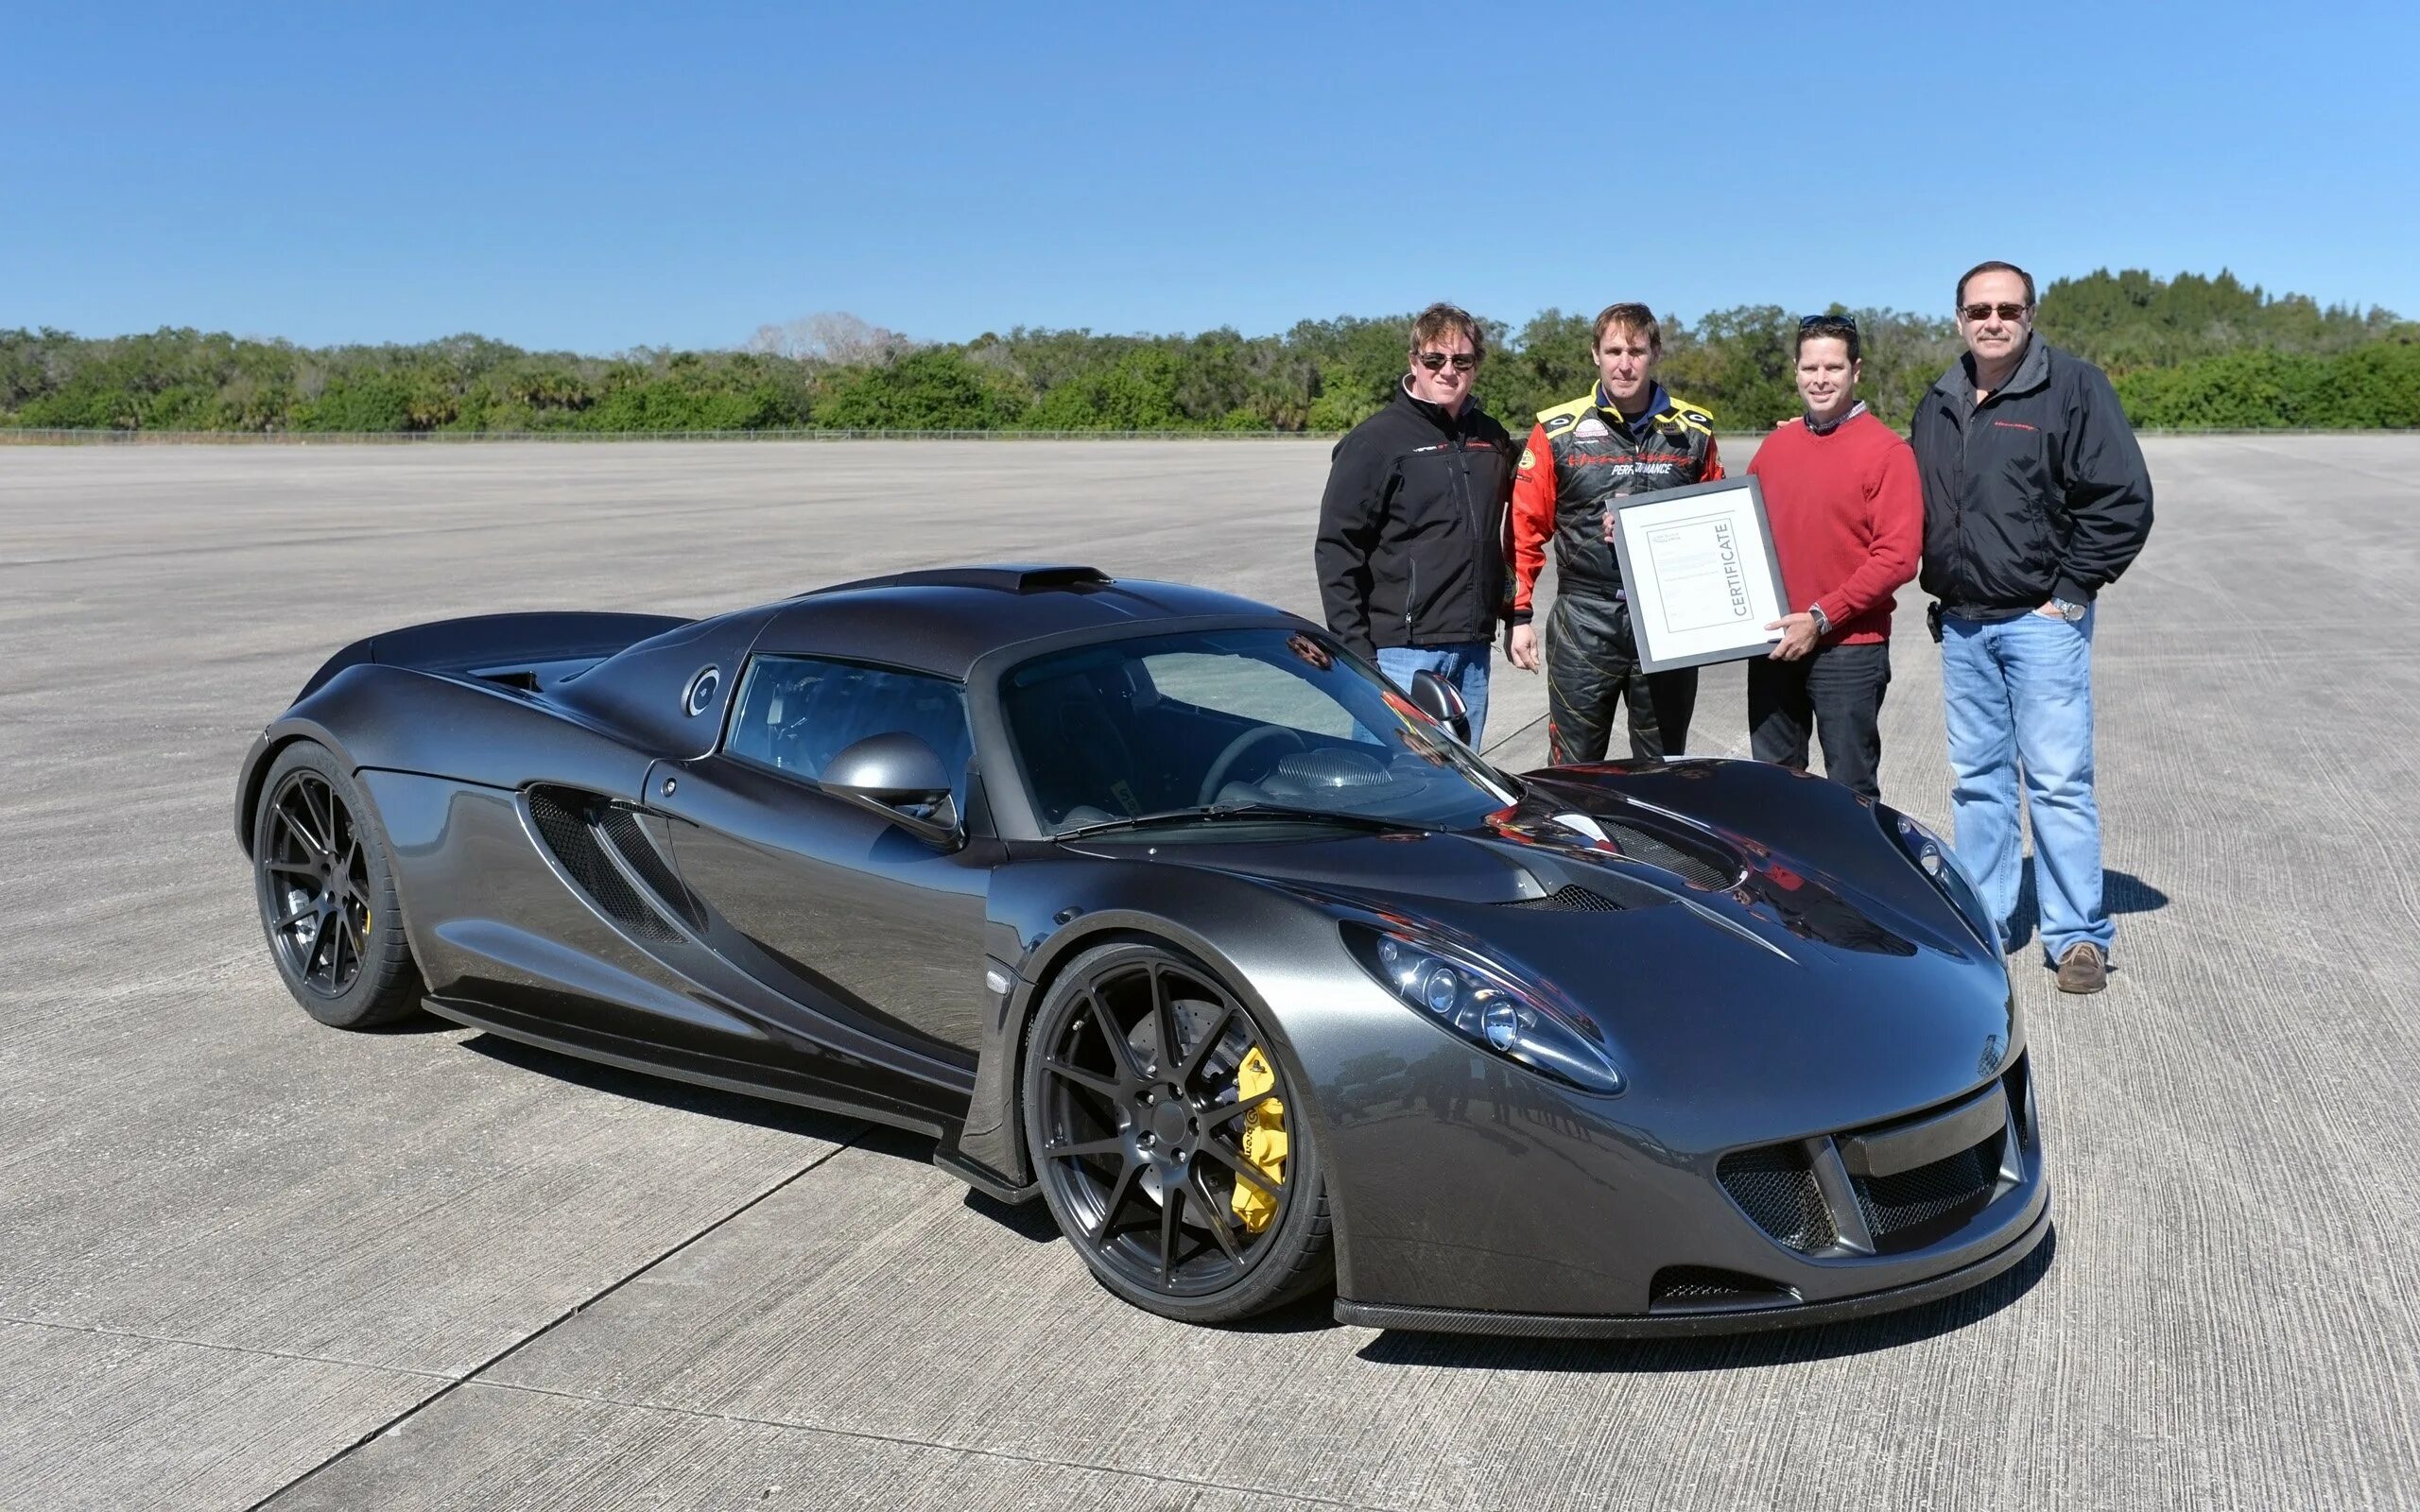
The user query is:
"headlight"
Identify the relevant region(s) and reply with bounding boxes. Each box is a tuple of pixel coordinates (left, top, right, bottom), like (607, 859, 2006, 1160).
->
(1342, 923, 1625, 1094)
(1887, 810, 1995, 946)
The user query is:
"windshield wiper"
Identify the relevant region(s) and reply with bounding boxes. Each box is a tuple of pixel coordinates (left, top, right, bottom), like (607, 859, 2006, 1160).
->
(1054, 802, 1431, 841)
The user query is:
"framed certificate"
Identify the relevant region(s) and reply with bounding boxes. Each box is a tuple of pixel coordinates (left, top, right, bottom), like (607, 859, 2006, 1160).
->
(1606, 476, 1790, 673)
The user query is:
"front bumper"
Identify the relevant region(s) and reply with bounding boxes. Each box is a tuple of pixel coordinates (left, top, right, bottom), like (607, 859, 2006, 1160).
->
(1336, 1196, 2050, 1337)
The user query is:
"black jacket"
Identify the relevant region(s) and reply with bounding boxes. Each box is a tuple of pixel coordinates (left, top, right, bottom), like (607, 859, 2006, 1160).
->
(1314, 381, 1516, 660)
(1910, 338, 2154, 619)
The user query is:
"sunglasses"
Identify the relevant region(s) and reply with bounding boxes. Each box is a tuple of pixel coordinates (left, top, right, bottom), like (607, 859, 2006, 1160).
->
(1799, 314, 1858, 332)
(1959, 302, 2031, 322)
(1414, 352, 1479, 372)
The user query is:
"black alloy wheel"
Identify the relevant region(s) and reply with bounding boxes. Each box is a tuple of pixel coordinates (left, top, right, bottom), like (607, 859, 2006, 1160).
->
(261, 768, 372, 997)
(1024, 941, 1331, 1322)
(251, 741, 423, 1028)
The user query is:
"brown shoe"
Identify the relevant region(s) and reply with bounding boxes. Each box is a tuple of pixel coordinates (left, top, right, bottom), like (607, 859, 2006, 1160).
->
(2055, 942, 2107, 994)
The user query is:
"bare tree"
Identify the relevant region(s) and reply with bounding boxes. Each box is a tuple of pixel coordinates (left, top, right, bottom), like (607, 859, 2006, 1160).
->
(745, 312, 913, 366)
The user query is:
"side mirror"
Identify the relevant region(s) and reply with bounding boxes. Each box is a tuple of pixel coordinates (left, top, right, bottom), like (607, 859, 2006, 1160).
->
(1407, 669, 1472, 746)
(823, 732, 959, 839)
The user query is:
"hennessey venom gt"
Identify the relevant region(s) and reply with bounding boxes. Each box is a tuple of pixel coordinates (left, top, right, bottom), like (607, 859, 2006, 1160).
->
(236, 563, 2048, 1334)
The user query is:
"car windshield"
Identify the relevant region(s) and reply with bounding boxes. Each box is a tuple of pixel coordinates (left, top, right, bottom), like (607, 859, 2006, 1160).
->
(999, 627, 1515, 836)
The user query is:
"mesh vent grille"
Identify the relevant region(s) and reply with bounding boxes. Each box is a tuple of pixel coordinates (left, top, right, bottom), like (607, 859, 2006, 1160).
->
(595, 806, 704, 930)
(1505, 885, 1625, 912)
(1717, 1144, 1836, 1252)
(525, 787, 682, 944)
(1600, 820, 1737, 890)
(1853, 1133, 2000, 1245)
(1650, 1266, 1796, 1308)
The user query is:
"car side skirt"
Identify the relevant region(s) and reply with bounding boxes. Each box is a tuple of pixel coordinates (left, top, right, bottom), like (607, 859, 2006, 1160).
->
(422, 993, 953, 1140)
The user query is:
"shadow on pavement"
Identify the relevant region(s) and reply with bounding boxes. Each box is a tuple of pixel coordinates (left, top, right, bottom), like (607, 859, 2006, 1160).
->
(2005, 867, 2169, 954)
(1352, 1225, 2057, 1371)
(463, 1032, 870, 1144)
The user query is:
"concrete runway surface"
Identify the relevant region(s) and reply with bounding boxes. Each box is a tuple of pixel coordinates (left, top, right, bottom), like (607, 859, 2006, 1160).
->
(2, 436, 2414, 1511)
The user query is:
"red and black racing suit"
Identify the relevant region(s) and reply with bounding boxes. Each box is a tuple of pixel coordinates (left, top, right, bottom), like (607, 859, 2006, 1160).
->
(1510, 384, 1723, 764)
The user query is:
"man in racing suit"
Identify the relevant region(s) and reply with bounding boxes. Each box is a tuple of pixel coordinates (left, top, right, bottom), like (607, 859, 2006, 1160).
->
(1507, 303, 1723, 763)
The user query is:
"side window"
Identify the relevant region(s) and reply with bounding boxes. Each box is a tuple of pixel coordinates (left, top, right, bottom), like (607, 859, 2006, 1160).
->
(725, 656, 973, 806)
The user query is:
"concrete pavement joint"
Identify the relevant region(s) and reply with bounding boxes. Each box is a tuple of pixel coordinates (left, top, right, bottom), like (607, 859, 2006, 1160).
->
(425, 1377, 1404, 1512)
(242, 1126, 874, 1512)
(0, 1315, 458, 1382)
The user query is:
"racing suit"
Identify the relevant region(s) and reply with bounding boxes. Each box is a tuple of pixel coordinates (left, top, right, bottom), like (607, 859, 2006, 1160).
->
(1510, 383, 1723, 763)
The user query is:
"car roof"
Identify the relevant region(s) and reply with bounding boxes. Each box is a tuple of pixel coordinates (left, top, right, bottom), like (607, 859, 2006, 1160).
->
(747, 564, 1300, 679)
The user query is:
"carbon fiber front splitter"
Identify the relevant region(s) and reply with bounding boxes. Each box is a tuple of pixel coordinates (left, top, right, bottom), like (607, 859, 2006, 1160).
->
(1332, 1200, 2052, 1338)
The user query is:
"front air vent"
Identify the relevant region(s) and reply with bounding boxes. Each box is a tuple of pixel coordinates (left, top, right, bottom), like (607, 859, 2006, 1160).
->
(1718, 1143, 1837, 1253)
(524, 787, 688, 945)
(1850, 1131, 2002, 1250)
(1650, 1266, 1800, 1312)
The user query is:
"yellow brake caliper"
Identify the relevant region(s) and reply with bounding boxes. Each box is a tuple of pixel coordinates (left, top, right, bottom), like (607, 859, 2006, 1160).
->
(1231, 1046, 1288, 1233)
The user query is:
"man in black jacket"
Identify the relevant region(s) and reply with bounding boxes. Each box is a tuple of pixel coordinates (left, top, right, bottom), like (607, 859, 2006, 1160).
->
(1314, 303, 1516, 745)
(1910, 261, 2154, 994)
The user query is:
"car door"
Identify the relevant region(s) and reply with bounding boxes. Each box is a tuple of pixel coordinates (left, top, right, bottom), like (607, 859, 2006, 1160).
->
(645, 653, 995, 1070)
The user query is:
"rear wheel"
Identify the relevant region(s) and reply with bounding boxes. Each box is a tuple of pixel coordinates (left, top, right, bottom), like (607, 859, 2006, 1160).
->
(251, 741, 424, 1028)
(1022, 941, 1332, 1323)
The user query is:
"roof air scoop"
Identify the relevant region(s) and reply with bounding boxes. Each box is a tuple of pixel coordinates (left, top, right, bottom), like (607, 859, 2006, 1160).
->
(814, 563, 1113, 596)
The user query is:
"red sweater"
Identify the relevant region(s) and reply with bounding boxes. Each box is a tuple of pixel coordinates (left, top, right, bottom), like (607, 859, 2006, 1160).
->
(1746, 409, 1922, 644)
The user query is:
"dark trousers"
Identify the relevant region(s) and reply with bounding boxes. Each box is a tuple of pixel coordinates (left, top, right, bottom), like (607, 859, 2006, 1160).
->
(1747, 639, 1892, 799)
(1546, 593, 1698, 763)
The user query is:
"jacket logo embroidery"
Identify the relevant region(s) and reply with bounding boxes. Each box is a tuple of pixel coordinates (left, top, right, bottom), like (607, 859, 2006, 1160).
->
(1574, 416, 1611, 439)
(1992, 420, 2038, 431)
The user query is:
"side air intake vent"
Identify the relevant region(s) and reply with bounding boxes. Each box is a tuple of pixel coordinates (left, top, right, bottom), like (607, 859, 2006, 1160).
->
(524, 787, 689, 945)
(595, 805, 706, 930)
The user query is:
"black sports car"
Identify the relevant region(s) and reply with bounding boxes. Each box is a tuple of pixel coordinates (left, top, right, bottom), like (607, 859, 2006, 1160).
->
(236, 563, 2048, 1334)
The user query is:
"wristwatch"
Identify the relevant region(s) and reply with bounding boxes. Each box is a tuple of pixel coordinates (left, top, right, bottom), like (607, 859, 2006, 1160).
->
(2049, 597, 2087, 623)
(1808, 603, 1832, 637)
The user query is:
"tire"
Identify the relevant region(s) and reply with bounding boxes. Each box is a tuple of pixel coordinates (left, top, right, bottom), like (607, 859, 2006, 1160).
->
(1021, 940, 1333, 1324)
(251, 740, 424, 1028)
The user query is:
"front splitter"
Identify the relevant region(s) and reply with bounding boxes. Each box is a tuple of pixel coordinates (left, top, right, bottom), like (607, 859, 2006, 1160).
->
(1333, 1200, 2052, 1339)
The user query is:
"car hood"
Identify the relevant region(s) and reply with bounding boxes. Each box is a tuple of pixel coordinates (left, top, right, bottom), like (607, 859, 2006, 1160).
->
(1063, 760, 2013, 1133)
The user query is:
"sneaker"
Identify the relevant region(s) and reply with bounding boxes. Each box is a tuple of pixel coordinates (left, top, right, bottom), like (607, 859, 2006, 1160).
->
(2055, 942, 2107, 994)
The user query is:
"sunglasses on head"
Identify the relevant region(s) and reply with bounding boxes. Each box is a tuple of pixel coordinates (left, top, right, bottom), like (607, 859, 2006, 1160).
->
(1414, 352, 1478, 371)
(1960, 302, 2031, 322)
(1798, 314, 1858, 332)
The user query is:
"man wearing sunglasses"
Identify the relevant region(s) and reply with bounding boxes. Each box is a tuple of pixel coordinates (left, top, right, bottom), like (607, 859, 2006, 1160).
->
(1909, 261, 2155, 995)
(1742, 314, 1921, 801)
(1507, 301, 1722, 763)
(1315, 302, 1518, 745)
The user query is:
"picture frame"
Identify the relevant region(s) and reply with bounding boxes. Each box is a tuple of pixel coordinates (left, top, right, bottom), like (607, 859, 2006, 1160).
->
(1605, 475, 1791, 674)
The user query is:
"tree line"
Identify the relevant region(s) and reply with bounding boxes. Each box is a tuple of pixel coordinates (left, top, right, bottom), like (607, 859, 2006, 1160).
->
(4, 268, 2411, 437)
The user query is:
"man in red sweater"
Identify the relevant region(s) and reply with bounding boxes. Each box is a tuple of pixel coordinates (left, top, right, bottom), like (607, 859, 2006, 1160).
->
(1744, 314, 1922, 800)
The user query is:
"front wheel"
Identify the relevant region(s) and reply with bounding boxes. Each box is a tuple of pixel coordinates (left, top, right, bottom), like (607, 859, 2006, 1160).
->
(251, 741, 424, 1028)
(1022, 941, 1333, 1323)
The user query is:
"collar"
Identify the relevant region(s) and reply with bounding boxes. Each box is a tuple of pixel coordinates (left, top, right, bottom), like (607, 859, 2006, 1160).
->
(1941, 335, 2052, 406)
(1804, 400, 1868, 436)
(1398, 374, 1470, 429)
(1594, 381, 1668, 428)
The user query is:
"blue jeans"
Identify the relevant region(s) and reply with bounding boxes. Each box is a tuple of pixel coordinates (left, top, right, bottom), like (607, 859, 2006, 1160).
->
(1377, 643, 1492, 748)
(1941, 608, 2111, 962)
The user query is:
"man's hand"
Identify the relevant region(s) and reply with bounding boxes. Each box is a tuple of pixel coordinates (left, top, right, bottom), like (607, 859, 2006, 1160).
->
(1765, 613, 1819, 661)
(2033, 600, 2066, 618)
(1506, 623, 1541, 672)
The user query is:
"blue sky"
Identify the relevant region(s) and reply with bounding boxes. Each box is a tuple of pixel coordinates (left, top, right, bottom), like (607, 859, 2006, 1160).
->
(8, 1, 2416, 352)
